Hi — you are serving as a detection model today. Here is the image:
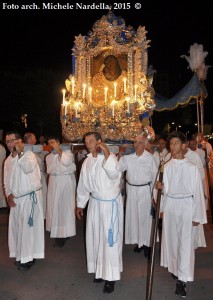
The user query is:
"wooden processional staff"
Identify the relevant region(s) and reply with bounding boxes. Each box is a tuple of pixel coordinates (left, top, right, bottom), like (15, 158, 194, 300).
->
(146, 158, 164, 300)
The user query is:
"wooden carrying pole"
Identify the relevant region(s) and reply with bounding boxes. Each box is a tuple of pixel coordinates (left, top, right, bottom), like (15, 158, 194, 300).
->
(146, 159, 164, 300)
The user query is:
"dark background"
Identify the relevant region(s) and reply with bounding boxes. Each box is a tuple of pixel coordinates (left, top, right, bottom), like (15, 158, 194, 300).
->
(0, 0, 212, 140)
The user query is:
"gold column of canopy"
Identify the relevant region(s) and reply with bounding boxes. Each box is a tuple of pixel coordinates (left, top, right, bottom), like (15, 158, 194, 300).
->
(60, 10, 156, 142)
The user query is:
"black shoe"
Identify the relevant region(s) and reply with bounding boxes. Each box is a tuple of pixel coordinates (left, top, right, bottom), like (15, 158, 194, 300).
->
(14, 260, 21, 267)
(143, 246, 151, 259)
(28, 259, 36, 266)
(15, 259, 35, 268)
(93, 278, 104, 283)
(175, 280, 186, 298)
(103, 281, 115, 293)
(134, 245, 144, 253)
(18, 262, 32, 270)
(171, 273, 178, 280)
(55, 238, 66, 247)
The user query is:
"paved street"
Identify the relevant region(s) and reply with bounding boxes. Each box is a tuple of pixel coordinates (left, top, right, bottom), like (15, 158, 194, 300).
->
(0, 207, 213, 300)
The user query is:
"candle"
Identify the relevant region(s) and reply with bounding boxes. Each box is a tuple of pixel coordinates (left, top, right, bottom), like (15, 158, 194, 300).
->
(104, 87, 108, 103)
(82, 83, 86, 99)
(89, 87, 92, 103)
(123, 78, 127, 94)
(75, 107, 78, 118)
(114, 82, 117, 98)
(71, 77, 75, 95)
(126, 97, 130, 113)
(112, 100, 116, 118)
(134, 85, 138, 100)
(72, 55, 75, 75)
(64, 104, 67, 115)
(62, 89, 65, 105)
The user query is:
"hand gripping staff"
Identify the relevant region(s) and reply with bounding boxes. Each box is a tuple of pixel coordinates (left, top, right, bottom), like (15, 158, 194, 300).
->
(146, 157, 164, 300)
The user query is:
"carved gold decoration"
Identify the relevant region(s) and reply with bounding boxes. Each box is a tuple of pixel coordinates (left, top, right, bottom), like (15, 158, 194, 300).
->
(61, 10, 156, 141)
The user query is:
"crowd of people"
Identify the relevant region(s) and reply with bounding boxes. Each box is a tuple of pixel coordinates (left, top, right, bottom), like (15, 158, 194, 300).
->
(0, 129, 212, 297)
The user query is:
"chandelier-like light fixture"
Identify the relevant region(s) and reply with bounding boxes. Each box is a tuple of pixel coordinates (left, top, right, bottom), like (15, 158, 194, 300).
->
(61, 10, 156, 142)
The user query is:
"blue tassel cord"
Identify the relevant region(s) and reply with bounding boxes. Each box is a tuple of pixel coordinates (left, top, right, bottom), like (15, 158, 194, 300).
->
(28, 191, 38, 227)
(92, 193, 120, 247)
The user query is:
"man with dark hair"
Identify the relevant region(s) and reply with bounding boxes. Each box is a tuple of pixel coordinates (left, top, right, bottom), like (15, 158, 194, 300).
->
(45, 136, 76, 247)
(156, 131, 207, 298)
(83, 131, 102, 142)
(4, 131, 23, 207)
(153, 135, 171, 168)
(76, 132, 123, 294)
(4, 131, 44, 270)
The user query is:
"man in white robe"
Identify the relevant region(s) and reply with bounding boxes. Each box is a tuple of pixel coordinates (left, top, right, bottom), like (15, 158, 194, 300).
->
(119, 134, 158, 257)
(156, 131, 207, 298)
(76, 132, 123, 294)
(195, 132, 213, 194)
(188, 137, 210, 209)
(153, 136, 171, 168)
(24, 132, 49, 218)
(0, 143, 6, 208)
(183, 142, 206, 249)
(46, 137, 76, 247)
(4, 131, 44, 270)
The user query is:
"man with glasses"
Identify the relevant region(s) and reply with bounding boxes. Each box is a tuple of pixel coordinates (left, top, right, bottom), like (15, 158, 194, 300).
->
(4, 131, 44, 270)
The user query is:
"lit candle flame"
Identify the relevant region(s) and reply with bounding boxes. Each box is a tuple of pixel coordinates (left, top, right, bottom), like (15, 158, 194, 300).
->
(62, 89, 65, 105)
(104, 87, 108, 103)
(82, 83, 86, 99)
(114, 82, 117, 98)
(123, 78, 127, 94)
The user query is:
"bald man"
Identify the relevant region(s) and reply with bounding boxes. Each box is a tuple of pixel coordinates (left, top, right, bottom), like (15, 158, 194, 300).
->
(118, 135, 158, 258)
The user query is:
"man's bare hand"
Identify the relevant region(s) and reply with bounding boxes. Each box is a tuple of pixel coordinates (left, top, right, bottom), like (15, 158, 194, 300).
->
(192, 221, 200, 226)
(96, 142, 110, 159)
(14, 141, 24, 154)
(7, 194, 16, 207)
(76, 207, 84, 219)
(155, 181, 164, 190)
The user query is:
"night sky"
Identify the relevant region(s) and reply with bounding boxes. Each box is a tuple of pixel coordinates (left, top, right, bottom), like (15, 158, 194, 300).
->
(1, 0, 212, 139)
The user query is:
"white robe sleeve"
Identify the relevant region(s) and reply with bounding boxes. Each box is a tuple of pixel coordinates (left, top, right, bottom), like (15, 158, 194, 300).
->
(3, 156, 12, 197)
(102, 154, 120, 180)
(118, 155, 128, 173)
(46, 151, 76, 175)
(60, 151, 76, 172)
(77, 160, 90, 208)
(46, 153, 55, 174)
(195, 153, 205, 180)
(192, 167, 207, 224)
(150, 156, 159, 191)
(19, 151, 38, 174)
(11, 152, 42, 198)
